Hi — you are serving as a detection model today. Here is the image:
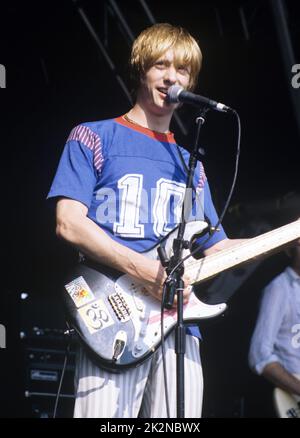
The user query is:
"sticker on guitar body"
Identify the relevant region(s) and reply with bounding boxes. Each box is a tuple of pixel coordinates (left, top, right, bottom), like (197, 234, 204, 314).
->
(78, 299, 114, 334)
(65, 276, 95, 308)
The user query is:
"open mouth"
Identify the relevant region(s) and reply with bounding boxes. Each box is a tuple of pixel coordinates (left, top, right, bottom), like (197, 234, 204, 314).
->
(157, 87, 168, 96)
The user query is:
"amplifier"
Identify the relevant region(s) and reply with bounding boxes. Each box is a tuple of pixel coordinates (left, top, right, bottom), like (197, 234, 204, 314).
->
(21, 327, 76, 418)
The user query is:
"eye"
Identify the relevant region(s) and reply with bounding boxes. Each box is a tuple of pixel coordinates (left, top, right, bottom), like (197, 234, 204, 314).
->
(178, 65, 190, 74)
(155, 60, 166, 69)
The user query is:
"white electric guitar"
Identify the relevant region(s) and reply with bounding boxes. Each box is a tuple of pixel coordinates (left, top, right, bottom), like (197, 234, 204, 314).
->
(274, 387, 300, 418)
(62, 219, 300, 371)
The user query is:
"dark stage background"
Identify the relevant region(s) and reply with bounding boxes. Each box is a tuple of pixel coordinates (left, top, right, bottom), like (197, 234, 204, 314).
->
(1, 0, 300, 418)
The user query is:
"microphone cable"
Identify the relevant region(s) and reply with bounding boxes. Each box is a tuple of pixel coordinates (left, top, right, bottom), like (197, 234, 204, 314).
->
(167, 109, 241, 282)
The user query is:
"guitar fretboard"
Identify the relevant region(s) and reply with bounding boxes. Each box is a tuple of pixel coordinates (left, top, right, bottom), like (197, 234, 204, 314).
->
(186, 219, 300, 285)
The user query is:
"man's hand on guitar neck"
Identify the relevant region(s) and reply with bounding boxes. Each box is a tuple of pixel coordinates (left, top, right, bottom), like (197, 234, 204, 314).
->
(203, 237, 249, 256)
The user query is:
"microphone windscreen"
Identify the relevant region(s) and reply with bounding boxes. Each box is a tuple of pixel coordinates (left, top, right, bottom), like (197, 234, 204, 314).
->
(167, 85, 183, 103)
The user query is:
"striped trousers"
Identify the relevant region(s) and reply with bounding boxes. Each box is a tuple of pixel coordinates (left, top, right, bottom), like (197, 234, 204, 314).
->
(73, 333, 203, 418)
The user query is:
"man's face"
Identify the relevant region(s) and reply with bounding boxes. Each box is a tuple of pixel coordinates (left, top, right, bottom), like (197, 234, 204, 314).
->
(138, 48, 191, 116)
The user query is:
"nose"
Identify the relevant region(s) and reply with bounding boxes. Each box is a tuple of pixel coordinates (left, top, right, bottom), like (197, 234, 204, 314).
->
(164, 65, 178, 84)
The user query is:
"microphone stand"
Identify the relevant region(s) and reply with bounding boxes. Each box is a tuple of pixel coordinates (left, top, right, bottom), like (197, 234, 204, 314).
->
(158, 108, 210, 418)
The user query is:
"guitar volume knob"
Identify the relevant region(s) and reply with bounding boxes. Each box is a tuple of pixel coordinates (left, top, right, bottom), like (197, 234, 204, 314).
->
(134, 343, 143, 352)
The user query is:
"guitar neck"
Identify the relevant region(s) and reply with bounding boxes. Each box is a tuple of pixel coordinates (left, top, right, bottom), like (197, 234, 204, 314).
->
(187, 220, 300, 285)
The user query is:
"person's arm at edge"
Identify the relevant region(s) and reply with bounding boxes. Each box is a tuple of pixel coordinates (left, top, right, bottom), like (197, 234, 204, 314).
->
(262, 362, 300, 396)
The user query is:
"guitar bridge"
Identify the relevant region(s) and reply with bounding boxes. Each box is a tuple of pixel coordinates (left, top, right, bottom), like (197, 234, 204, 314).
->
(108, 292, 131, 322)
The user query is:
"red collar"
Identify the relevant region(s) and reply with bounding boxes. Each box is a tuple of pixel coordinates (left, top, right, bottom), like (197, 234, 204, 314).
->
(115, 115, 176, 144)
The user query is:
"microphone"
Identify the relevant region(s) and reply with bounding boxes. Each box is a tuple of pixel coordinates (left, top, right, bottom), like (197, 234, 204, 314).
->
(167, 85, 233, 113)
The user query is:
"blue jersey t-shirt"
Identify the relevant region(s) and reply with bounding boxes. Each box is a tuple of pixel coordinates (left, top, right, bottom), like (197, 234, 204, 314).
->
(48, 116, 227, 337)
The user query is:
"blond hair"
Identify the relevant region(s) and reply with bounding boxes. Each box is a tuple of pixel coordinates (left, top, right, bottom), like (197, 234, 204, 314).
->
(130, 23, 202, 93)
